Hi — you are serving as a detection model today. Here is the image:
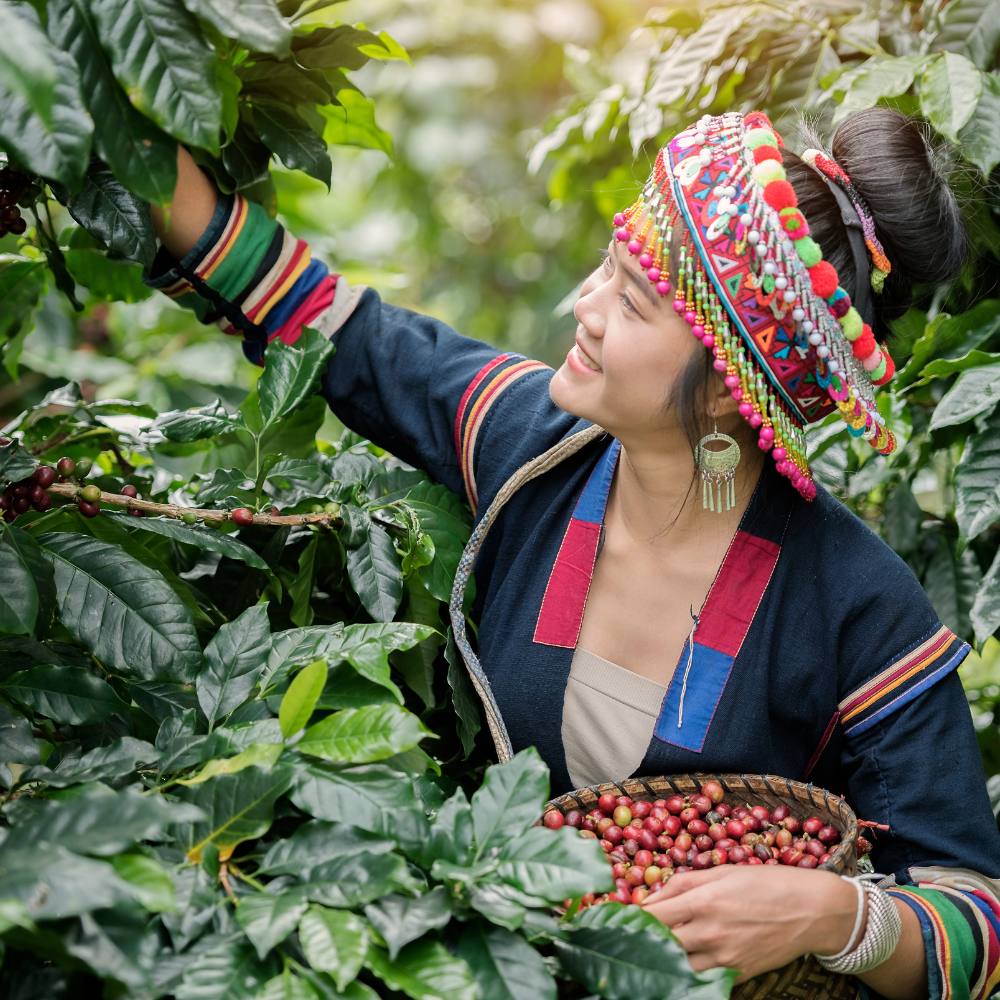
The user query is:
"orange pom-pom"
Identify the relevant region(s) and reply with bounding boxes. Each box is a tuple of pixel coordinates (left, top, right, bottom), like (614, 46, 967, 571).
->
(873, 350, 895, 386)
(763, 180, 797, 211)
(852, 325, 876, 360)
(808, 261, 837, 299)
(753, 145, 782, 164)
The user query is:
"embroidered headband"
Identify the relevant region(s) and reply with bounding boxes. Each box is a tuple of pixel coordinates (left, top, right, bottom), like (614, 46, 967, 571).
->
(611, 110, 896, 502)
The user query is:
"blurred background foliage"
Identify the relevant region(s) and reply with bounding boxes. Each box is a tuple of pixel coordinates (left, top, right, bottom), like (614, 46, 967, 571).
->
(5, 0, 1000, 798)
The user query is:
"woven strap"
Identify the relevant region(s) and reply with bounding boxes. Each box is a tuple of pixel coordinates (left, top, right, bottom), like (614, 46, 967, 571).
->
(448, 423, 607, 761)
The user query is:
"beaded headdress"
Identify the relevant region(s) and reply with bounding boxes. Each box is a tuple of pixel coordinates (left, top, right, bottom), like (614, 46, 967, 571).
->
(612, 111, 896, 501)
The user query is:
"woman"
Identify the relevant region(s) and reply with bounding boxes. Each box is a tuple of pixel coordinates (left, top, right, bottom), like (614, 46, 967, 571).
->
(148, 107, 1000, 998)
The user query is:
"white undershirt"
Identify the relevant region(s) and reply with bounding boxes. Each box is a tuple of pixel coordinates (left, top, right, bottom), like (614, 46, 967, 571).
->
(561, 647, 668, 790)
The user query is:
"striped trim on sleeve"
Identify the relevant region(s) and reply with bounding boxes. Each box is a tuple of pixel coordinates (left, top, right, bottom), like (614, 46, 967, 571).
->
(838, 625, 969, 737)
(143, 193, 338, 365)
(453, 353, 550, 514)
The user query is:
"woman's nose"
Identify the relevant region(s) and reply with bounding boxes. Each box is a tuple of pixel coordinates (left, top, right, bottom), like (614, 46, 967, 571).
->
(574, 286, 606, 338)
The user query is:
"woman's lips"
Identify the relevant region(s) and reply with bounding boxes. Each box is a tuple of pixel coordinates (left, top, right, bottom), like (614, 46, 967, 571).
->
(567, 341, 602, 375)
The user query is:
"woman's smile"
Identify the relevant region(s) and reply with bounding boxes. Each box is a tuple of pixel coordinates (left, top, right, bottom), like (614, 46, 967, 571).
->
(568, 337, 602, 375)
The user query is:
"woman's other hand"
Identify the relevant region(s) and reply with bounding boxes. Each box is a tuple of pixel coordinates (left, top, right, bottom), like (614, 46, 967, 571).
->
(149, 145, 218, 260)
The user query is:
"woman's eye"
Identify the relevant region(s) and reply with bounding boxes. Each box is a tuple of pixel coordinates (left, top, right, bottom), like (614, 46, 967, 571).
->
(620, 293, 635, 313)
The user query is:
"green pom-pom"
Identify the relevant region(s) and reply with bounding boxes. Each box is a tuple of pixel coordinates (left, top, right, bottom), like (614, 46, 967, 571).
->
(753, 160, 785, 186)
(870, 355, 887, 381)
(745, 128, 777, 150)
(793, 236, 822, 268)
(871, 267, 887, 293)
(841, 307, 863, 341)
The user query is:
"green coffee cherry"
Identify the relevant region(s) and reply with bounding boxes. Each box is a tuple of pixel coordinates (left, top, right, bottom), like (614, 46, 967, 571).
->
(182, 511, 198, 525)
(81, 484, 101, 502)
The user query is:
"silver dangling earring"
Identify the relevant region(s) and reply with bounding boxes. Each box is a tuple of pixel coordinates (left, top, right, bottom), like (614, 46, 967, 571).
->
(697, 416, 740, 513)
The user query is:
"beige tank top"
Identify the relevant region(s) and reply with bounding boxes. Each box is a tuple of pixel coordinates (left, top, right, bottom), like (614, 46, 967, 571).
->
(561, 648, 667, 790)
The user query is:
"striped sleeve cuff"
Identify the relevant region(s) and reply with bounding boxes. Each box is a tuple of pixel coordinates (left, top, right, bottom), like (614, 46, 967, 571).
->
(143, 194, 338, 365)
(888, 884, 1000, 1000)
(839, 625, 969, 737)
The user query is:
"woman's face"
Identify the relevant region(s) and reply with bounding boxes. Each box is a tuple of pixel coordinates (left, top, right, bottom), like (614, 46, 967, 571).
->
(549, 237, 705, 441)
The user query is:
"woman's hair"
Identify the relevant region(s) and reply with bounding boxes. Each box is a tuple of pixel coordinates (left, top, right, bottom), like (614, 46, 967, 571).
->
(666, 107, 968, 465)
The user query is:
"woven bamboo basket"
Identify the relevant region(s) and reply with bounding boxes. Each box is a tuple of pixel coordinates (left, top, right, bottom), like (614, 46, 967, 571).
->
(544, 773, 860, 1000)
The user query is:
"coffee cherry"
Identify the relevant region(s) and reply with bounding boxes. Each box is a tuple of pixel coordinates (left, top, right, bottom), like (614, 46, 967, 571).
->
(120, 484, 138, 498)
(817, 826, 839, 845)
(797, 855, 819, 869)
(578, 829, 597, 840)
(751, 805, 771, 824)
(692, 851, 714, 870)
(708, 822, 727, 842)
(746, 856, 764, 865)
(8, 217, 25, 236)
(0, 494, 8, 511)
(669, 846, 688, 866)
(598, 794, 617, 816)
(625, 865, 646, 888)
(674, 832, 692, 852)
(657, 835, 674, 851)
(182, 511, 198, 525)
(732, 806, 749, 821)
(604, 825, 622, 845)
(690, 794, 712, 816)
(664, 795, 685, 815)
(232, 508, 254, 526)
(680, 807, 699, 825)
(631, 801, 652, 820)
(616, 796, 632, 809)
(776, 828, 793, 848)
(805, 839, 826, 858)
(0, 206, 18, 225)
(3, 508, 17, 522)
(819, 853, 832, 865)
(687, 819, 709, 837)
(653, 853, 670, 868)
(623, 838, 639, 857)
(56, 456, 75, 476)
(11, 484, 28, 497)
(663, 815, 682, 837)
(701, 781, 725, 804)
(715, 803, 732, 818)
(623, 824, 642, 841)
(754, 843, 774, 862)
(29, 485, 45, 504)
(642, 817, 662, 835)
(74, 456, 92, 477)
(744, 815, 762, 833)
(611, 862, 628, 880)
(32, 493, 51, 513)
(725, 819, 746, 839)
(638, 829, 658, 852)
(81, 484, 101, 502)
(716, 838, 736, 852)
(543, 810, 564, 830)
(13, 497, 29, 513)
(609, 887, 631, 904)
(782, 816, 802, 835)
(581, 817, 597, 833)
(728, 845, 749, 863)
(599, 839, 613, 853)
(650, 806, 669, 823)
(644, 865, 663, 886)
(563, 810, 581, 828)
(803, 817, 824, 836)
(78, 500, 100, 518)
(613, 806, 632, 828)
(596, 816, 614, 837)
(31, 466, 55, 488)
(771, 804, 790, 823)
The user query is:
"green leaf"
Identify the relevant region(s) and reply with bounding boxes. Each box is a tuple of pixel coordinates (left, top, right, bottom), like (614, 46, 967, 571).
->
(290, 534, 318, 627)
(404, 482, 471, 603)
(65, 159, 157, 268)
(47, 0, 178, 207)
(38, 532, 201, 682)
(458, 923, 556, 1000)
(252, 99, 332, 187)
(111, 853, 176, 911)
(174, 763, 294, 861)
(0, 5, 57, 127)
(417, 787, 473, 870)
(289, 762, 430, 855)
(364, 888, 452, 962)
(467, 885, 527, 932)
(197, 603, 272, 727)
(90, 0, 223, 154)
(292, 24, 384, 70)
(923, 537, 982, 639)
(180, 0, 292, 55)
(0, 702, 39, 765)
(0, 12, 92, 190)
(471, 748, 549, 859)
(0, 663, 127, 725)
(238, 58, 333, 106)
(881, 481, 923, 557)
(156, 400, 242, 441)
(0, 525, 53, 637)
(973, 544, 1000, 642)
(919, 349, 1000, 381)
(258, 819, 396, 876)
(175, 939, 279, 1000)
(320, 90, 393, 158)
(22, 735, 158, 786)
(0, 439, 36, 483)
(554, 903, 700, 1000)
(258, 327, 335, 429)
(178, 741, 284, 785)
(299, 906, 369, 991)
(346, 521, 403, 622)
(496, 826, 615, 900)
(202, 718, 283, 757)
(257, 970, 321, 1000)
(131, 679, 202, 725)
(194, 467, 254, 502)
(920, 52, 984, 141)
(298, 704, 431, 764)
(236, 889, 309, 959)
(935, 0, 1000, 70)
(901, 300, 1000, 386)
(929, 363, 1000, 429)
(832, 55, 930, 126)
(956, 408, 1000, 541)
(65, 244, 152, 303)
(302, 850, 414, 908)
(366, 941, 477, 1000)
(960, 72, 1000, 176)
(279, 658, 327, 737)
(445, 629, 481, 759)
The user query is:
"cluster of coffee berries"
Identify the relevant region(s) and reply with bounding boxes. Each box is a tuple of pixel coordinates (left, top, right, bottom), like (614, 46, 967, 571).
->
(543, 781, 844, 907)
(0, 464, 55, 521)
(0, 168, 31, 237)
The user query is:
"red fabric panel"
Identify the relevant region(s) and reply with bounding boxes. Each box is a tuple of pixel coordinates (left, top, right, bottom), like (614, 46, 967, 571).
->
(269, 274, 338, 345)
(695, 530, 781, 657)
(533, 518, 602, 648)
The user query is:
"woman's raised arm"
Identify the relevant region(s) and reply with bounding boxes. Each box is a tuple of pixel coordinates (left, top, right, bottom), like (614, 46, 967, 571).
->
(148, 145, 219, 260)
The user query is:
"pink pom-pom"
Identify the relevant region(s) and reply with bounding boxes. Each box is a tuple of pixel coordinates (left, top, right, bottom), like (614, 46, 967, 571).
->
(692, 323, 704, 338)
(613, 213, 626, 227)
(672, 299, 685, 314)
(639, 253, 654, 269)
(684, 310, 697, 325)
(862, 349, 882, 372)
(656, 280, 671, 295)
(730, 388, 743, 401)
(772, 447, 786, 460)
(616, 228, 630, 242)
(647, 267, 661, 282)
(739, 402, 753, 418)
(627, 240, 642, 255)
(749, 413, 763, 428)
(713, 358, 727, 371)
(724, 375, 740, 389)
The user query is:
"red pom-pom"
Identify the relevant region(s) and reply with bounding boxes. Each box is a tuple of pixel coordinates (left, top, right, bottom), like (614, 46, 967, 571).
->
(852, 325, 876, 360)
(744, 111, 771, 129)
(873, 350, 896, 386)
(753, 146, 782, 164)
(763, 180, 797, 211)
(808, 261, 838, 299)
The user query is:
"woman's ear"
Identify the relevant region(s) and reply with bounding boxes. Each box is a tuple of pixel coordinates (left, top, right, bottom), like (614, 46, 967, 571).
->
(707, 372, 741, 419)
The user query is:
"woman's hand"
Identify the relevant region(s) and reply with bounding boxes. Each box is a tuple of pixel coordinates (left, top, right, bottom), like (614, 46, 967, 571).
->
(149, 145, 219, 260)
(640, 866, 859, 981)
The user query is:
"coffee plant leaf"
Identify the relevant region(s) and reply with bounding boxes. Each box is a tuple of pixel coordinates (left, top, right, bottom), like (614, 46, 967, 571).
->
(0, 4, 57, 127)
(0, 14, 92, 190)
(292, 24, 386, 71)
(0, 663, 128, 726)
(0, 439, 36, 483)
(467, 885, 528, 932)
(110, 853, 176, 912)
(496, 826, 614, 901)
(346, 521, 403, 622)
(289, 534, 318, 627)
(202, 717, 282, 757)
(197, 603, 272, 727)
(181, 0, 292, 56)
(320, 91, 393, 159)
(365, 939, 478, 1000)
(301, 849, 414, 908)
(973, 544, 1000, 642)
(252, 99, 332, 188)
(404, 481, 471, 603)
(174, 938, 280, 1000)
(364, 888, 452, 962)
(299, 906, 369, 990)
(258, 969, 322, 1000)
(297, 704, 432, 764)
(934, 0, 1000, 70)
(258, 819, 396, 876)
(130, 678, 202, 725)
(929, 362, 1000, 429)
(445, 629, 481, 759)
(174, 762, 294, 861)
(956, 408, 1000, 542)
(235, 888, 310, 960)
(89, 0, 223, 155)
(0, 525, 52, 637)
(178, 740, 284, 785)
(258, 328, 335, 430)
(922, 537, 982, 639)
(471, 748, 549, 859)
(38, 532, 202, 682)
(457, 921, 557, 1000)
(22, 735, 158, 787)
(0, 701, 39, 765)
(279, 658, 327, 737)
(238, 58, 333, 107)
(920, 52, 984, 141)
(918, 349, 1000, 382)
(900, 300, 1000, 385)
(156, 399, 243, 442)
(416, 787, 473, 869)
(960, 72, 1000, 176)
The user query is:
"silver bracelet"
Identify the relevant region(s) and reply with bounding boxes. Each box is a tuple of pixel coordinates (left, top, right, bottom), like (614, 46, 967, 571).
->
(815, 877, 902, 975)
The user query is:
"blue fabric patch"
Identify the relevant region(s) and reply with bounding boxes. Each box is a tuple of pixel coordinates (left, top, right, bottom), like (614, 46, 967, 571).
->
(573, 439, 620, 524)
(654, 642, 734, 753)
